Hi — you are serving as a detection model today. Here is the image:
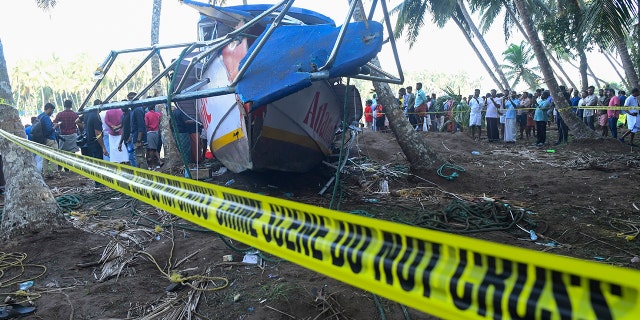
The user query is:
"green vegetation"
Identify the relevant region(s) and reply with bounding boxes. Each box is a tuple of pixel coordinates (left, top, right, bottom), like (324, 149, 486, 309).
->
(9, 53, 153, 117)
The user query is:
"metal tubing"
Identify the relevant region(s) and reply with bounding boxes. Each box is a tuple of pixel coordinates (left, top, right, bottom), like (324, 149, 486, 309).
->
(79, 51, 116, 111)
(379, 0, 404, 84)
(231, 0, 296, 86)
(318, 0, 358, 71)
(181, 78, 211, 93)
(102, 48, 159, 103)
(135, 58, 180, 100)
(81, 85, 237, 114)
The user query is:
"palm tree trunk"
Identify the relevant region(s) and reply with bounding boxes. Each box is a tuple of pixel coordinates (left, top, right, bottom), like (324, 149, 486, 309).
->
(513, 0, 597, 140)
(587, 65, 602, 89)
(614, 33, 640, 88)
(150, 0, 180, 169)
(0, 38, 64, 238)
(602, 49, 630, 89)
(562, 57, 606, 89)
(457, 0, 509, 91)
(511, 74, 522, 90)
(451, 17, 504, 90)
(578, 49, 589, 90)
(504, 3, 578, 90)
(355, 4, 443, 175)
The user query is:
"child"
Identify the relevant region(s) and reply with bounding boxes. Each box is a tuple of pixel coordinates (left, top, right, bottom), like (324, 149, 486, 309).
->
(598, 110, 608, 137)
(525, 110, 536, 141)
(363, 100, 373, 129)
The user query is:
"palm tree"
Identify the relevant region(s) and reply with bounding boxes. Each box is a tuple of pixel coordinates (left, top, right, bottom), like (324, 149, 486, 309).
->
(0, 38, 64, 238)
(583, 0, 639, 88)
(359, 2, 444, 174)
(455, 0, 510, 90)
(469, 0, 579, 90)
(149, 0, 180, 170)
(450, 15, 505, 89)
(393, 0, 508, 91)
(512, 0, 597, 140)
(501, 41, 540, 90)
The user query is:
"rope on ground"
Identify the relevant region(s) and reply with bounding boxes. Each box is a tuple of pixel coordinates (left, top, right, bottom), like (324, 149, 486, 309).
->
(437, 162, 466, 181)
(137, 226, 228, 292)
(55, 194, 82, 213)
(0, 252, 47, 306)
(393, 197, 543, 237)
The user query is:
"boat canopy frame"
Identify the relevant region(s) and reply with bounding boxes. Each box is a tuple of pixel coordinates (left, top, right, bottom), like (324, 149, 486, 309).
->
(80, 0, 404, 117)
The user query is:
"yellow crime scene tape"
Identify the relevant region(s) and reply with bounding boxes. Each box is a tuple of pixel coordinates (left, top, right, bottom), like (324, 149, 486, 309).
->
(2, 129, 640, 319)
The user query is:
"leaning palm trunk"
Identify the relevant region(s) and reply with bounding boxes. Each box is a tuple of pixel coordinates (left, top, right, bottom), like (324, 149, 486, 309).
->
(371, 76, 443, 174)
(602, 50, 628, 89)
(0, 39, 64, 238)
(513, 0, 597, 140)
(457, 0, 509, 91)
(451, 17, 504, 92)
(504, 4, 578, 90)
(614, 34, 640, 88)
(353, 2, 443, 174)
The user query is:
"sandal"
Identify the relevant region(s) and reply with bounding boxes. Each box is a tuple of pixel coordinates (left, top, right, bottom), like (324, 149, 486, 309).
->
(0, 304, 36, 319)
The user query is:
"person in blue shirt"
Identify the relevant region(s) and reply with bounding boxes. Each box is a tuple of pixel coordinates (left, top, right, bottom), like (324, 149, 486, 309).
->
(570, 89, 581, 115)
(503, 91, 519, 143)
(534, 91, 551, 146)
(618, 90, 627, 107)
(38, 103, 60, 178)
(24, 117, 36, 139)
(413, 83, 427, 131)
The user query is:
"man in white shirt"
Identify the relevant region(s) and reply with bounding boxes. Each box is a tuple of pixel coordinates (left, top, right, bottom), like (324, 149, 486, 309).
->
(485, 89, 500, 142)
(582, 86, 598, 130)
(468, 89, 484, 141)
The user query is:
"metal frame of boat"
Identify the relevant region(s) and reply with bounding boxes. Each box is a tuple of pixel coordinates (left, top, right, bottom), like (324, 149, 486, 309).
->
(79, 0, 404, 173)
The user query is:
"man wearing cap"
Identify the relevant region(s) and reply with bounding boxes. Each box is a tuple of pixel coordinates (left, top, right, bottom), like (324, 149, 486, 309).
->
(39, 103, 60, 178)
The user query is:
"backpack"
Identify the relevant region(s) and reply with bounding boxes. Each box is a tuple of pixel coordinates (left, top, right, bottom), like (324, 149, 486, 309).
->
(30, 115, 46, 144)
(76, 127, 87, 148)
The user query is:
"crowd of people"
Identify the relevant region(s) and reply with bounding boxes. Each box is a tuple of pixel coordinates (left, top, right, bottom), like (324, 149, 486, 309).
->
(362, 83, 640, 147)
(24, 92, 207, 186)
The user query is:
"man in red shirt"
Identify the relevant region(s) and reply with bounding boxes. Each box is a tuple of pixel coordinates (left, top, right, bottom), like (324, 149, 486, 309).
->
(144, 104, 162, 170)
(607, 88, 621, 139)
(53, 100, 79, 154)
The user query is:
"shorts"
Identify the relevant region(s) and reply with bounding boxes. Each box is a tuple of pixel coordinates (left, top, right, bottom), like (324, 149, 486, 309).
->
(146, 131, 160, 150)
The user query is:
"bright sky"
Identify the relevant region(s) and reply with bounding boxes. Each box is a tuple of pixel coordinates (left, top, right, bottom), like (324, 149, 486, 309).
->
(0, 0, 622, 93)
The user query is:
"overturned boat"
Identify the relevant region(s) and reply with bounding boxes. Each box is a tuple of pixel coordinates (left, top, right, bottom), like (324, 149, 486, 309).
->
(80, 0, 403, 173)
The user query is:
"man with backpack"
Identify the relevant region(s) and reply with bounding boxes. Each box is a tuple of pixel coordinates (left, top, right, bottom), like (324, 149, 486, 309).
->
(32, 103, 60, 178)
